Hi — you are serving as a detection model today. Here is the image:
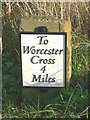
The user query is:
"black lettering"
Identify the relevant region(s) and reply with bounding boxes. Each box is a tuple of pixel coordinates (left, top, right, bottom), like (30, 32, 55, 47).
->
(59, 49, 63, 54)
(30, 56, 39, 64)
(44, 49, 47, 54)
(44, 39, 48, 45)
(43, 59, 48, 64)
(31, 49, 35, 54)
(55, 50, 59, 55)
(39, 59, 43, 64)
(42, 75, 45, 82)
(48, 49, 52, 55)
(32, 74, 41, 82)
(40, 49, 44, 54)
(48, 59, 55, 64)
(23, 46, 29, 54)
(48, 77, 55, 83)
(52, 48, 55, 54)
(37, 36, 47, 45)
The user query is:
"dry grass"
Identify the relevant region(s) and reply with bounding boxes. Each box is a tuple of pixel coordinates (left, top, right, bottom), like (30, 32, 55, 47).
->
(2, 1, 89, 119)
(2, 2, 89, 38)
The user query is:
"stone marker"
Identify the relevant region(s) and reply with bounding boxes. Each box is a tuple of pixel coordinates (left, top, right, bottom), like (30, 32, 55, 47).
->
(19, 16, 72, 106)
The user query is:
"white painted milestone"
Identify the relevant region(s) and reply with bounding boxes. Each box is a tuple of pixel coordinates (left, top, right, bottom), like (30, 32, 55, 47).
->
(21, 33, 66, 87)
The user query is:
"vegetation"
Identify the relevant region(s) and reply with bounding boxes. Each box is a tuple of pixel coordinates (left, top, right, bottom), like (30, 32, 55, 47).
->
(2, 1, 89, 119)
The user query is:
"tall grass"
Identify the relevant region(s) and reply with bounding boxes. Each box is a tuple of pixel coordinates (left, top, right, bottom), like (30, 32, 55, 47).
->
(2, 85, 89, 118)
(2, 2, 89, 37)
(2, 30, 89, 118)
(2, 1, 89, 119)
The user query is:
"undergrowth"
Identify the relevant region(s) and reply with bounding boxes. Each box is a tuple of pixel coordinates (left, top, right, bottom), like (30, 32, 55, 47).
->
(2, 2, 89, 119)
(2, 33, 89, 118)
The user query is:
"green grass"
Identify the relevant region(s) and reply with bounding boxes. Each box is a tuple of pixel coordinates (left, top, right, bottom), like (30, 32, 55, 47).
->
(2, 2, 89, 118)
(1, 1, 89, 118)
(2, 32, 89, 118)
(2, 87, 88, 118)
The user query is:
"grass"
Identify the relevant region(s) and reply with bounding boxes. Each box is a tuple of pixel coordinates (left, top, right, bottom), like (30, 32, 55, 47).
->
(2, 2, 89, 38)
(2, 87, 89, 118)
(2, 1, 90, 119)
(2, 33, 89, 118)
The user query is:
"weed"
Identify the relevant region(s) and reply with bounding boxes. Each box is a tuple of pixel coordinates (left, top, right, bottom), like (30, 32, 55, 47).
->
(2, 1, 89, 119)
